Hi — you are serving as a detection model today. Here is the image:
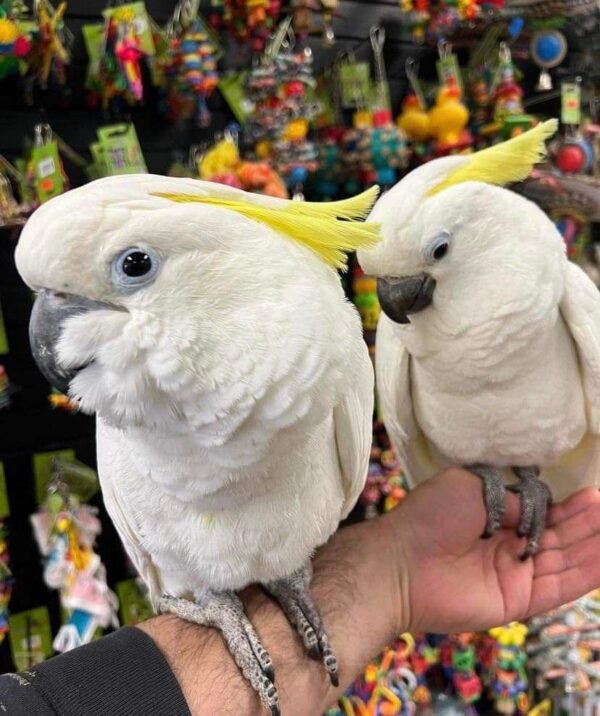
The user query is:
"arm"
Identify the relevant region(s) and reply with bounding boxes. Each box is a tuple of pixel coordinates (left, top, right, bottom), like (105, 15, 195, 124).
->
(0, 625, 190, 716)
(139, 470, 600, 715)
(139, 510, 403, 716)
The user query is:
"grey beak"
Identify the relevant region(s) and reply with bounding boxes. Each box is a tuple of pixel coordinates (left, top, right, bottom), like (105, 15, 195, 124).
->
(29, 291, 118, 394)
(377, 274, 436, 324)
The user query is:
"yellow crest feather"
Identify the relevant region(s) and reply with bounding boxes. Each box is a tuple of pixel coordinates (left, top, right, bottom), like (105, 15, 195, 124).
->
(427, 119, 558, 197)
(152, 186, 381, 271)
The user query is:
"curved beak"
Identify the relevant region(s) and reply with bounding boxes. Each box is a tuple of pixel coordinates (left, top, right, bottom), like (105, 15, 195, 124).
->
(29, 290, 119, 393)
(377, 274, 436, 324)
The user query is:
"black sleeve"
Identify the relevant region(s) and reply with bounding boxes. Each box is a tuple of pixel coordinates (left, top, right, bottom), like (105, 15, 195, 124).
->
(0, 626, 191, 716)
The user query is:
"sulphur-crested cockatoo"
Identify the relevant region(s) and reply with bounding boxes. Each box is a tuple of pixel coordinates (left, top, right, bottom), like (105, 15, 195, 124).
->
(359, 120, 600, 558)
(16, 175, 378, 713)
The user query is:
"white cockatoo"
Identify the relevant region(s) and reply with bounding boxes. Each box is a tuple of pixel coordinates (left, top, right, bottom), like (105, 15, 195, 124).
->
(358, 120, 600, 558)
(16, 175, 379, 713)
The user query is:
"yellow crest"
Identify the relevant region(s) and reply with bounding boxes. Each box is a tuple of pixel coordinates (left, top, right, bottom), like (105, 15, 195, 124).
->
(152, 186, 381, 271)
(427, 119, 558, 197)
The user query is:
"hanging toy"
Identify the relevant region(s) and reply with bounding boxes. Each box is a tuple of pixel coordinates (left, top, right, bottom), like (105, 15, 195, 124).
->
(429, 76, 470, 151)
(428, 41, 471, 154)
(218, 0, 281, 54)
(24, 0, 70, 101)
(398, 94, 431, 142)
(530, 29, 567, 92)
(30, 459, 119, 653)
(489, 43, 536, 140)
(0, 2, 31, 80)
(114, 11, 145, 102)
(161, 2, 219, 127)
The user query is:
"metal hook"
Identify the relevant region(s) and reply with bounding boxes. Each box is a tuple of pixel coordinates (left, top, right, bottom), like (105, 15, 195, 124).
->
(34, 123, 53, 147)
(369, 25, 385, 51)
(438, 38, 451, 59)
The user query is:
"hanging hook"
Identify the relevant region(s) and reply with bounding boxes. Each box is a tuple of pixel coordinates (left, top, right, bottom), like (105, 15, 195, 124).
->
(438, 38, 451, 59)
(34, 123, 53, 147)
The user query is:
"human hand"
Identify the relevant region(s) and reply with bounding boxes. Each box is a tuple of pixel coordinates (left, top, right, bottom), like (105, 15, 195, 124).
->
(392, 469, 600, 634)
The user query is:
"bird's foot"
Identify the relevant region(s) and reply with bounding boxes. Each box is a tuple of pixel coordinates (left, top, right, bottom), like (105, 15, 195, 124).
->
(265, 563, 339, 687)
(159, 592, 279, 715)
(466, 463, 506, 538)
(509, 466, 552, 559)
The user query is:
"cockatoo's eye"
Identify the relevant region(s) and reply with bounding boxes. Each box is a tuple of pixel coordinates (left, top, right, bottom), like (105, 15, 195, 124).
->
(424, 232, 452, 264)
(112, 247, 160, 292)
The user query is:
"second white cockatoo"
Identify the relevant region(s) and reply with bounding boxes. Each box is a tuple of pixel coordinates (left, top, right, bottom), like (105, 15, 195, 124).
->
(359, 120, 600, 558)
(15, 175, 379, 713)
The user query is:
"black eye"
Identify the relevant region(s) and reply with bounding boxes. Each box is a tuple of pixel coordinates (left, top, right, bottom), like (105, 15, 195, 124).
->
(425, 232, 452, 264)
(112, 246, 160, 293)
(122, 251, 152, 277)
(433, 242, 449, 260)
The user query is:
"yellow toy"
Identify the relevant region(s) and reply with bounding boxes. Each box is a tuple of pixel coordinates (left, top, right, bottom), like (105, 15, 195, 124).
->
(28, 0, 70, 90)
(397, 94, 431, 142)
(428, 78, 469, 147)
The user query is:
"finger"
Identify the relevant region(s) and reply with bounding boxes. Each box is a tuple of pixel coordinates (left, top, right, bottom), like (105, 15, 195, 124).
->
(534, 535, 600, 578)
(529, 553, 600, 616)
(540, 500, 600, 551)
(547, 488, 600, 527)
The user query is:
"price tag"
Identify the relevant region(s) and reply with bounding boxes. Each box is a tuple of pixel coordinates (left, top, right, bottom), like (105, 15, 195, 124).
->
(339, 62, 371, 109)
(561, 82, 581, 125)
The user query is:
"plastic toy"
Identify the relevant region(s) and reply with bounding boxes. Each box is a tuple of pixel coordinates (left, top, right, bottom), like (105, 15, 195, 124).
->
(24, 0, 70, 98)
(30, 459, 119, 653)
(428, 77, 470, 151)
(397, 95, 431, 142)
(0, 8, 31, 79)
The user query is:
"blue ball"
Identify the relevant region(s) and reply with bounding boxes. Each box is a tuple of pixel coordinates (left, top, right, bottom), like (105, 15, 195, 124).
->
(535, 33, 562, 63)
(289, 166, 308, 185)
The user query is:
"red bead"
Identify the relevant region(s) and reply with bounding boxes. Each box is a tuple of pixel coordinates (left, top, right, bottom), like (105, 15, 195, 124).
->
(556, 144, 586, 174)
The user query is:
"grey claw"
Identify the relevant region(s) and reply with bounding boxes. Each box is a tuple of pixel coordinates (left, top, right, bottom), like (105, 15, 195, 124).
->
(160, 592, 279, 712)
(467, 464, 506, 538)
(265, 563, 339, 685)
(512, 466, 552, 557)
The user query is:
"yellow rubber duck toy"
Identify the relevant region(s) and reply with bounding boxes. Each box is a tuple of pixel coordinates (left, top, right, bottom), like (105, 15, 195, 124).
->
(428, 78, 469, 147)
(397, 94, 431, 142)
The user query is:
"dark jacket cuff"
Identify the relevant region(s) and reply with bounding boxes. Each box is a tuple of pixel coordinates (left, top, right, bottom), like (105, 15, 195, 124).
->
(0, 626, 191, 716)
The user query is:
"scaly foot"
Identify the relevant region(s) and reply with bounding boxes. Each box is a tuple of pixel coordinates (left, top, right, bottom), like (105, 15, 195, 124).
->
(466, 463, 506, 538)
(509, 466, 552, 559)
(160, 592, 279, 715)
(265, 563, 339, 687)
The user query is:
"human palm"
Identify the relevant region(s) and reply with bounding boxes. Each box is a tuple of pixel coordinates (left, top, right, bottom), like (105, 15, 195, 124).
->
(395, 470, 600, 634)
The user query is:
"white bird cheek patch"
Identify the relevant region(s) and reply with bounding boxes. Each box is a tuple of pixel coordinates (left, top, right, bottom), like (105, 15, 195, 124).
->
(56, 310, 127, 370)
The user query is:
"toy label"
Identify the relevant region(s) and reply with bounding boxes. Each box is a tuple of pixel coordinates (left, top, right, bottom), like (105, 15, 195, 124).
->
(96, 124, 147, 175)
(30, 141, 64, 204)
(9, 607, 53, 671)
(436, 53, 463, 94)
(339, 62, 371, 108)
(561, 82, 581, 125)
(103, 2, 156, 57)
(0, 302, 8, 355)
(116, 579, 153, 625)
(219, 72, 254, 124)
(33, 449, 76, 506)
(0, 463, 10, 519)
